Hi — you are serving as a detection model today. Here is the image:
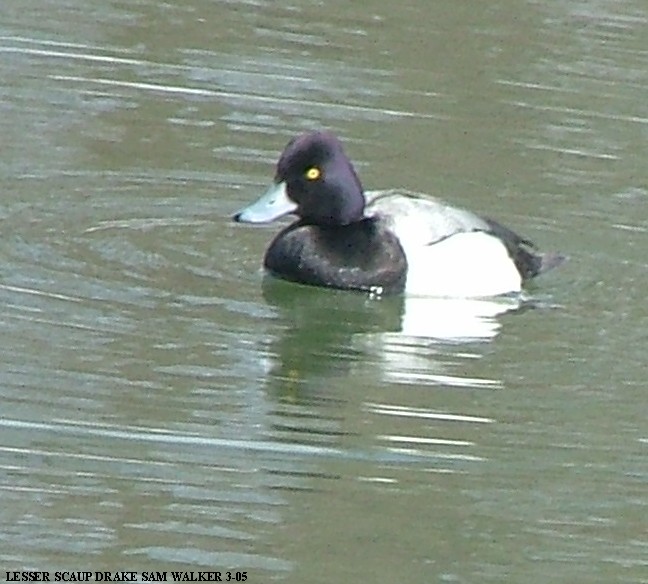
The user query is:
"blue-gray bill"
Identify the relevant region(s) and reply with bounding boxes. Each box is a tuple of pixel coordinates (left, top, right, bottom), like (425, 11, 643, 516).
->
(233, 181, 296, 223)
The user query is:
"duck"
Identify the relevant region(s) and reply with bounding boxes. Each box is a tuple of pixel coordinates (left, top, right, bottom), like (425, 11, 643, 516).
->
(233, 130, 564, 297)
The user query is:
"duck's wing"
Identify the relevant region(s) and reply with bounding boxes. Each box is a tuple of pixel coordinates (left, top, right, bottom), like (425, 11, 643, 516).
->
(364, 189, 491, 247)
(365, 190, 565, 281)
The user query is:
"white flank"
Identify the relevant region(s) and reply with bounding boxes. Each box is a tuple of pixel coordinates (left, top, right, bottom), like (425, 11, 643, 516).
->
(402, 231, 522, 298)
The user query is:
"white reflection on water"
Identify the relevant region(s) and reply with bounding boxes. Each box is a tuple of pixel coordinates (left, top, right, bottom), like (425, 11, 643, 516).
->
(261, 281, 524, 390)
(353, 295, 520, 387)
(365, 403, 494, 424)
(50, 74, 435, 121)
(398, 296, 517, 340)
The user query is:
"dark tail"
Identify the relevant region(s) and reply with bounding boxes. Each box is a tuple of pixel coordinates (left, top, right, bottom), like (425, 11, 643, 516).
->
(537, 252, 567, 275)
(482, 218, 566, 281)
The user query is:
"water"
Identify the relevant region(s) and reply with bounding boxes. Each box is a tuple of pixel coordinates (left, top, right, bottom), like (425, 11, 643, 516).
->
(1, 0, 647, 581)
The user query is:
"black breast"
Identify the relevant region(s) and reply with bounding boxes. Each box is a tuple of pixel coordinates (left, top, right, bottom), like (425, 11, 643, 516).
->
(263, 218, 407, 294)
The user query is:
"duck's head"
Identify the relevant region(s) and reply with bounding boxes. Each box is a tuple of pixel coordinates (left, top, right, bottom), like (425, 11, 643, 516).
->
(233, 131, 365, 226)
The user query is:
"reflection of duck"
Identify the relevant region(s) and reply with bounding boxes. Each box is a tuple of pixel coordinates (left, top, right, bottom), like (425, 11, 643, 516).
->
(262, 279, 523, 392)
(353, 295, 521, 386)
(261, 276, 403, 356)
(260, 279, 405, 400)
(234, 131, 565, 297)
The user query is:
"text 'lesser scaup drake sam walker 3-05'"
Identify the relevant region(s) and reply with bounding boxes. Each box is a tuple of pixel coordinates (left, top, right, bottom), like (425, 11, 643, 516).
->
(233, 131, 565, 298)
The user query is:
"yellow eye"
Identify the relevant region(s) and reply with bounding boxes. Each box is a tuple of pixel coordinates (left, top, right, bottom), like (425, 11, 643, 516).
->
(305, 167, 321, 181)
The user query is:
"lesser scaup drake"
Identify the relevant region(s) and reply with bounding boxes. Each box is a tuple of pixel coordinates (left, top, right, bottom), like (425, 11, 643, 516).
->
(233, 131, 564, 297)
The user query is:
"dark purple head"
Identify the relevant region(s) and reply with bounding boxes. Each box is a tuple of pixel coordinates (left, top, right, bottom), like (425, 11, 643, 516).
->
(276, 131, 365, 225)
(234, 131, 366, 226)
